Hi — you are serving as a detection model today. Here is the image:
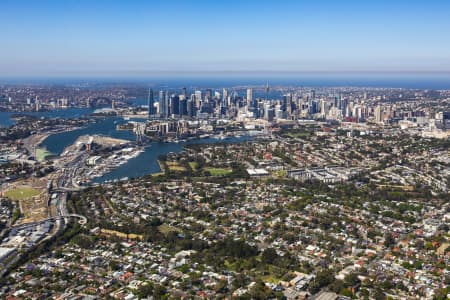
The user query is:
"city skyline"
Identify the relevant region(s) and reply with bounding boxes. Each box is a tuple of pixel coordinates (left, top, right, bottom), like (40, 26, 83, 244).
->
(0, 1, 449, 299)
(1, 0, 450, 77)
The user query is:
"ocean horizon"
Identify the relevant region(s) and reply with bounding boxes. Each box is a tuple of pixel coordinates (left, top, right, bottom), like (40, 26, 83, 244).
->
(1, 73, 450, 90)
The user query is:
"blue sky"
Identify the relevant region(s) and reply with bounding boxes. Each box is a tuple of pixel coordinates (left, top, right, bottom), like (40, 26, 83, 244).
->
(0, 0, 449, 77)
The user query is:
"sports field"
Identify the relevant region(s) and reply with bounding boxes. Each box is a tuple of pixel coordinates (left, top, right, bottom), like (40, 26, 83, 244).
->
(188, 161, 199, 170)
(4, 184, 48, 223)
(166, 161, 187, 172)
(205, 167, 232, 176)
(158, 224, 182, 235)
(4, 187, 41, 201)
(36, 148, 52, 162)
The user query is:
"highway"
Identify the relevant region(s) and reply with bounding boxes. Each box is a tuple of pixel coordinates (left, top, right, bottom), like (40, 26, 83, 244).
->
(0, 138, 89, 279)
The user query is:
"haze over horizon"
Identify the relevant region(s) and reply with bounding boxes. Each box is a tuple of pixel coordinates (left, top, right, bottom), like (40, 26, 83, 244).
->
(1, 0, 450, 78)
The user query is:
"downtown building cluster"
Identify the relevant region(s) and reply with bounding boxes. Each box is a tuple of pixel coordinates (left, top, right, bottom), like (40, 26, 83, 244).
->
(146, 86, 449, 126)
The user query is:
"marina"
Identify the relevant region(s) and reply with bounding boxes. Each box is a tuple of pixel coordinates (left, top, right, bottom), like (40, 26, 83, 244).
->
(0, 103, 258, 184)
(33, 115, 257, 184)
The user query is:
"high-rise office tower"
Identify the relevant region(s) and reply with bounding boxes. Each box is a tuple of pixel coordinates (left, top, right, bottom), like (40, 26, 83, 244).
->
(311, 100, 319, 114)
(148, 88, 156, 116)
(165, 92, 170, 117)
(205, 89, 212, 100)
(263, 103, 271, 119)
(187, 97, 195, 117)
(283, 93, 293, 116)
(179, 97, 187, 116)
(35, 99, 40, 111)
(320, 99, 327, 116)
(194, 90, 202, 109)
(246, 88, 253, 110)
(334, 96, 340, 109)
(170, 95, 180, 116)
(159, 90, 167, 117)
(266, 108, 275, 121)
(222, 88, 228, 105)
(374, 105, 383, 123)
(275, 104, 283, 119)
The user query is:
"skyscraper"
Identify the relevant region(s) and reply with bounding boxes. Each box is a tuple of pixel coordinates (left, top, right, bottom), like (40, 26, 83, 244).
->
(179, 98, 187, 116)
(194, 90, 202, 110)
(170, 94, 180, 116)
(222, 88, 228, 105)
(148, 88, 156, 116)
(374, 105, 383, 123)
(246, 88, 253, 110)
(283, 93, 293, 116)
(159, 90, 167, 117)
(205, 89, 212, 100)
(187, 95, 196, 117)
(164, 92, 170, 118)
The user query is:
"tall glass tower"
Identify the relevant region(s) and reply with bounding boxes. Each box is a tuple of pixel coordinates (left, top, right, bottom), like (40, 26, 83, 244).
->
(148, 88, 156, 116)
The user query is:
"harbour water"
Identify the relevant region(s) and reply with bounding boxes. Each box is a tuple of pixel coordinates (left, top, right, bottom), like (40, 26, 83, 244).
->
(41, 117, 135, 155)
(0, 107, 94, 127)
(32, 112, 255, 183)
(0, 104, 255, 183)
(91, 135, 254, 183)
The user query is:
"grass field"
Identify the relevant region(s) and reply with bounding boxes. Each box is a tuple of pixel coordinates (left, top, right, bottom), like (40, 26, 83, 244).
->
(4, 187, 41, 201)
(35, 147, 52, 162)
(188, 161, 199, 170)
(151, 172, 165, 177)
(205, 167, 232, 176)
(273, 170, 287, 177)
(5, 182, 48, 224)
(262, 275, 280, 284)
(166, 161, 187, 172)
(100, 229, 143, 240)
(286, 131, 311, 138)
(158, 224, 182, 235)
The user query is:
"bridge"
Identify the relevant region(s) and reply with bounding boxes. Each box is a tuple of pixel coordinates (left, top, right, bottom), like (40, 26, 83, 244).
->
(54, 214, 87, 225)
(52, 187, 85, 192)
(12, 214, 87, 229)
